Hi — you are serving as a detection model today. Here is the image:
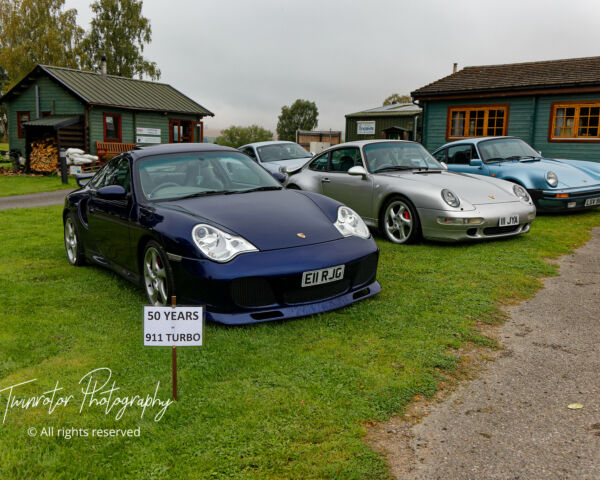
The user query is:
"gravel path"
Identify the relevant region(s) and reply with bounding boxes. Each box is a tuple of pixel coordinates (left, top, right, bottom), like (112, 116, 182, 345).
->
(370, 227, 600, 480)
(0, 189, 73, 210)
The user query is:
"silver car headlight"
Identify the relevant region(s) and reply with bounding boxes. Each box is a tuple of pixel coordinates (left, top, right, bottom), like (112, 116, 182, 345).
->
(334, 206, 370, 239)
(546, 171, 558, 187)
(512, 184, 530, 202)
(192, 224, 258, 262)
(441, 189, 460, 208)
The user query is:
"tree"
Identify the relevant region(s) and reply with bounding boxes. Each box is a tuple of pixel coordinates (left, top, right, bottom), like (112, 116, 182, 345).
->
(383, 93, 412, 106)
(79, 0, 160, 80)
(276, 99, 318, 141)
(215, 125, 273, 148)
(0, 0, 84, 91)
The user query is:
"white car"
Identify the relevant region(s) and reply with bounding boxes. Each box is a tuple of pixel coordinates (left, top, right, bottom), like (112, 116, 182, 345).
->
(239, 141, 312, 174)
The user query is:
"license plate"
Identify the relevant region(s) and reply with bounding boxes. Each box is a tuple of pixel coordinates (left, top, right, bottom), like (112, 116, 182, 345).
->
(301, 265, 345, 287)
(584, 197, 600, 207)
(499, 215, 519, 227)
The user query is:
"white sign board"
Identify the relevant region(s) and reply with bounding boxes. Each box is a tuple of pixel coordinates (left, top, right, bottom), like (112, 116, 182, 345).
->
(136, 127, 161, 136)
(136, 136, 162, 144)
(144, 306, 204, 346)
(357, 121, 376, 135)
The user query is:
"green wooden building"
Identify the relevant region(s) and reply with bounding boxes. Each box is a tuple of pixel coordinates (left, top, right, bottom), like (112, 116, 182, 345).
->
(345, 103, 421, 142)
(0, 64, 213, 161)
(412, 57, 600, 162)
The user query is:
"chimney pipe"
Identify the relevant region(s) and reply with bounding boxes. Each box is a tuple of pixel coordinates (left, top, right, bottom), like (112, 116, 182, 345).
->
(101, 56, 107, 76)
(453, 62, 458, 74)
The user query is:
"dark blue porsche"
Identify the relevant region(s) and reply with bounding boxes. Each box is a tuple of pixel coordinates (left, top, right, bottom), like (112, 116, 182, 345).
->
(63, 143, 381, 324)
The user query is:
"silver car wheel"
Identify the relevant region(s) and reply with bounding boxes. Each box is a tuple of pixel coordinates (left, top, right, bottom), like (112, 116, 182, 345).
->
(384, 200, 413, 244)
(64, 217, 78, 264)
(144, 246, 168, 305)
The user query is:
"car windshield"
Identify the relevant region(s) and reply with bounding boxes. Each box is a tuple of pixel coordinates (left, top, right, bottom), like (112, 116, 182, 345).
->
(137, 151, 281, 200)
(257, 143, 310, 162)
(364, 142, 442, 172)
(478, 138, 541, 163)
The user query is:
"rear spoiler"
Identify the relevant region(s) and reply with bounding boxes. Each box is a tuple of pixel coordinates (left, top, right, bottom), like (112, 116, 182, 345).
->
(76, 173, 95, 188)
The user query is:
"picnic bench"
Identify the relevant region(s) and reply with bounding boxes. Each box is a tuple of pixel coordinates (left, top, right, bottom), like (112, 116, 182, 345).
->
(95, 142, 136, 162)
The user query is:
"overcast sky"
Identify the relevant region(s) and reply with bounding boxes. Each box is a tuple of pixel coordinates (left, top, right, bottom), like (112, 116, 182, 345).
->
(65, 0, 600, 137)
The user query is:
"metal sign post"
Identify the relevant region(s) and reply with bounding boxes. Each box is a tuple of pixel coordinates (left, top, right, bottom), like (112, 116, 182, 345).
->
(143, 298, 204, 402)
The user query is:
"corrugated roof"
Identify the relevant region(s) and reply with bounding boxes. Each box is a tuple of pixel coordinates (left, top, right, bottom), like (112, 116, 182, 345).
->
(346, 102, 421, 118)
(23, 114, 82, 129)
(412, 56, 600, 98)
(1, 65, 213, 116)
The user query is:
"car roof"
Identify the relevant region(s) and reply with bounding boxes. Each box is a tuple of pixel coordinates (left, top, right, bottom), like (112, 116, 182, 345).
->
(240, 141, 299, 148)
(130, 142, 237, 160)
(324, 139, 419, 149)
(438, 136, 518, 148)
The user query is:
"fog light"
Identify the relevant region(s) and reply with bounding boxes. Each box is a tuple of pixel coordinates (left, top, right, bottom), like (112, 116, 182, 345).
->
(437, 217, 484, 225)
(527, 212, 536, 220)
(567, 202, 577, 208)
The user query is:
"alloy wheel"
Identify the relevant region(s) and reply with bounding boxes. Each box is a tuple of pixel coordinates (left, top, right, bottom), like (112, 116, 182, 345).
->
(144, 246, 168, 305)
(64, 217, 78, 264)
(384, 200, 413, 243)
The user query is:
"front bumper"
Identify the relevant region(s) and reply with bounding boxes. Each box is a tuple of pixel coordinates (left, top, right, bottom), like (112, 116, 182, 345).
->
(529, 186, 600, 212)
(419, 201, 536, 242)
(170, 236, 381, 325)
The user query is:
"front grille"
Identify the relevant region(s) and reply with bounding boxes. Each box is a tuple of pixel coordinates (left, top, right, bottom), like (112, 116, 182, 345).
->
(283, 278, 350, 304)
(229, 252, 379, 308)
(566, 189, 600, 198)
(231, 277, 276, 308)
(483, 225, 520, 235)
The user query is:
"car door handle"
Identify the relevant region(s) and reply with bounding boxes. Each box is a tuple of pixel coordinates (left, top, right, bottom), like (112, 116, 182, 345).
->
(321, 177, 331, 183)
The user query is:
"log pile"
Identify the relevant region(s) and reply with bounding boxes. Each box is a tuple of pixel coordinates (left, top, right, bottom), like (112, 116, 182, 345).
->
(30, 138, 58, 173)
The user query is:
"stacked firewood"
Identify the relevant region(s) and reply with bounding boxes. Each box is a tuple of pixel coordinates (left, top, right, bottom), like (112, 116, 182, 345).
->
(30, 138, 58, 173)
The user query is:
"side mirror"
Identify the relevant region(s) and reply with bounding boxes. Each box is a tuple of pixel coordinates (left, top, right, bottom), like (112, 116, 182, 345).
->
(97, 185, 127, 200)
(440, 161, 448, 170)
(76, 173, 95, 188)
(348, 166, 368, 178)
(469, 159, 483, 167)
(271, 171, 287, 184)
(538, 150, 542, 156)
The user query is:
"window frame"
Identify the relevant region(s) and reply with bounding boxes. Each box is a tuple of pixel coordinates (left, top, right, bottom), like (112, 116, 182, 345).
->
(17, 111, 30, 139)
(445, 104, 509, 140)
(103, 113, 122, 143)
(549, 101, 600, 143)
(328, 147, 362, 173)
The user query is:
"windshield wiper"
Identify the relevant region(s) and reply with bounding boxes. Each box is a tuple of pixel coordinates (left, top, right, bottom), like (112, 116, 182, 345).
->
(505, 156, 522, 161)
(178, 190, 233, 199)
(234, 186, 283, 194)
(519, 155, 541, 162)
(373, 166, 413, 173)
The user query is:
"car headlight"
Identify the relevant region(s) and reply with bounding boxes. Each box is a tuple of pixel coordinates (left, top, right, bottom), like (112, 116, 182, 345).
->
(546, 171, 558, 187)
(334, 206, 370, 239)
(441, 189, 460, 207)
(512, 184, 530, 202)
(192, 224, 258, 262)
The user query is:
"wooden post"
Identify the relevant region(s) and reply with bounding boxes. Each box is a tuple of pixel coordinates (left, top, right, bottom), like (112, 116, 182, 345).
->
(171, 295, 178, 401)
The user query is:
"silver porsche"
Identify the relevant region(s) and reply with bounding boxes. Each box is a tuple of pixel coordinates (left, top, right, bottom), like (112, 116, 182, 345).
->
(285, 140, 537, 243)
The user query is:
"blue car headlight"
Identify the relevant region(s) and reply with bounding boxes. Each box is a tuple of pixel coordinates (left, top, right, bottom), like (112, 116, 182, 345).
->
(192, 224, 258, 262)
(512, 184, 530, 202)
(546, 171, 558, 187)
(334, 206, 370, 239)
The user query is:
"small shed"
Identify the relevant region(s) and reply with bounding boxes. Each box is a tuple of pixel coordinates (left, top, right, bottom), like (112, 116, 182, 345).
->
(296, 130, 342, 153)
(345, 103, 421, 142)
(412, 56, 600, 161)
(1, 64, 213, 170)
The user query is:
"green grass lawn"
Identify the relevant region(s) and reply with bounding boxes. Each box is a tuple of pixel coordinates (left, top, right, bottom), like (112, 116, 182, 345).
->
(0, 175, 76, 197)
(0, 207, 599, 479)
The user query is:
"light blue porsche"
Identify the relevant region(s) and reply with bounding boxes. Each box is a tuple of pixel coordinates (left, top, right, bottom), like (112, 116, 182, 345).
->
(432, 137, 600, 212)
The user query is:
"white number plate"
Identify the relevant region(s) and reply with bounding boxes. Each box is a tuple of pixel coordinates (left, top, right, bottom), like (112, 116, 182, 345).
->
(499, 215, 519, 227)
(302, 265, 345, 287)
(584, 197, 600, 207)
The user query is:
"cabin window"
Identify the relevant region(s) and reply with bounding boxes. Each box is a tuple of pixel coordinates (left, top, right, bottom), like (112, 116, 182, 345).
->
(550, 102, 600, 141)
(17, 111, 30, 138)
(103, 113, 122, 142)
(446, 105, 508, 140)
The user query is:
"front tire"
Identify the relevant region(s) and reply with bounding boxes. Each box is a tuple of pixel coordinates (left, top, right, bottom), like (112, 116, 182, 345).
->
(143, 241, 175, 306)
(64, 213, 85, 266)
(379, 196, 421, 244)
